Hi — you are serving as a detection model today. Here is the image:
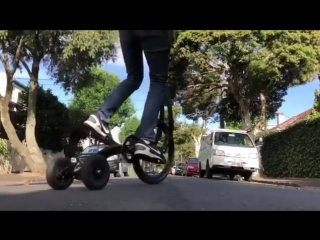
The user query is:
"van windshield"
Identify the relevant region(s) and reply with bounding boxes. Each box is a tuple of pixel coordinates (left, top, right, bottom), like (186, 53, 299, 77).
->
(188, 158, 199, 164)
(214, 132, 254, 148)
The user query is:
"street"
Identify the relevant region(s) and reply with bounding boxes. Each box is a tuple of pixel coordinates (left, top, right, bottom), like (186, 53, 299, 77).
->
(1, 176, 320, 211)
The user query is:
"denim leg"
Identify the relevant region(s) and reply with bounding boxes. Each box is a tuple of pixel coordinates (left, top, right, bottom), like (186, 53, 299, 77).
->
(136, 49, 170, 141)
(99, 31, 144, 122)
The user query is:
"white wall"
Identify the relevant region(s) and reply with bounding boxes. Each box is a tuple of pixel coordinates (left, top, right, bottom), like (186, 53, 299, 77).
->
(0, 71, 25, 104)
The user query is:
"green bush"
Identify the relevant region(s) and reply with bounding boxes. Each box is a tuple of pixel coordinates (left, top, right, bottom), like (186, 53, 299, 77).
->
(261, 113, 320, 178)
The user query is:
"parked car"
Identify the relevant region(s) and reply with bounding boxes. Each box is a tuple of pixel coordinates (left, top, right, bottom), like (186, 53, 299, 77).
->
(198, 129, 260, 181)
(175, 163, 185, 176)
(182, 158, 199, 176)
(72, 144, 129, 177)
(170, 166, 176, 175)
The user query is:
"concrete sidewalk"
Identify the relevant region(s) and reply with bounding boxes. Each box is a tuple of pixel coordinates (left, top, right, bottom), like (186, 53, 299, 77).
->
(0, 173, 45, 186)
(0, 172, 134, 186)
(252, 176, 320, 189)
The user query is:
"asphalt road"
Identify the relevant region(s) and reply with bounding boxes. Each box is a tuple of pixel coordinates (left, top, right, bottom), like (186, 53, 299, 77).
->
(1, 176, 320, 211)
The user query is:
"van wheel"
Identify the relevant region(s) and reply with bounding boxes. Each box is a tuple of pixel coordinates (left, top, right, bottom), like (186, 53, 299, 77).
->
(243, 172, 252, 182)
(229, 174, 235, 180)
(205, 160, 213, 179)
(199, 162, 205, 178)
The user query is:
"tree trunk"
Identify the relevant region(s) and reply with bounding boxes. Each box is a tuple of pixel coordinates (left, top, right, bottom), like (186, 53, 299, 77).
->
(193, 135, 201, 157)
(239, 100, 251, 130)
(0, 74, 37, 172)
(25, 60, 46, 173)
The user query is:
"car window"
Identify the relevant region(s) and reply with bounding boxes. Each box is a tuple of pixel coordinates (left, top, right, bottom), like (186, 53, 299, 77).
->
(82, 145, 105, 153)
(214, 132, 254, 148)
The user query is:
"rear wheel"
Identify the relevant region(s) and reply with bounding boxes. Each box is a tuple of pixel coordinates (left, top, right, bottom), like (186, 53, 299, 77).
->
(81, 154, 110, 190)
(229, 174, 235, 180)
(205, 160, 213, 179)
(243, 172, 252, 182)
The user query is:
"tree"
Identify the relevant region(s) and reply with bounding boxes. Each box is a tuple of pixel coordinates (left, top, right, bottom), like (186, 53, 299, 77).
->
(174, 122, 196, 161)
(119, 117, 140, 143)
(70, 67, 134, 141)
(19, 87, 70, 152)
(170, 30, 320, 136)
(0, 30, 118, 172)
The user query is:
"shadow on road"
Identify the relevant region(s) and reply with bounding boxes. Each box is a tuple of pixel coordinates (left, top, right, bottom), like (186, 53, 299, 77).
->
(0, 178, 194, 211)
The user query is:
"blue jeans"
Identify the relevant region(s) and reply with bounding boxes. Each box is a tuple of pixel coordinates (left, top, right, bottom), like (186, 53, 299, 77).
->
(99, 30, 172, 142)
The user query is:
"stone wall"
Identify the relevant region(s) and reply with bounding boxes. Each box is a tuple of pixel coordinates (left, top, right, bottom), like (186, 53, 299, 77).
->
(11, 148, 65, 173)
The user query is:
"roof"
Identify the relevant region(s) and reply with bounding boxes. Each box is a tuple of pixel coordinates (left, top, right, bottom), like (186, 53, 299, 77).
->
(255, 108, 313, 139)
(213, 128, 247, 133)
(13, 80, 27, 90)
(272, 108, 312, 131)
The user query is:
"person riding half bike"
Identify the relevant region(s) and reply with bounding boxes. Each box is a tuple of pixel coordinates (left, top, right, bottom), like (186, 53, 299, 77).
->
(84, 30, 174, 164)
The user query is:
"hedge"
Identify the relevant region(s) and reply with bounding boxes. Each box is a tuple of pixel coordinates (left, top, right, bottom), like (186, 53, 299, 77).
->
(261, 114, 320, 178)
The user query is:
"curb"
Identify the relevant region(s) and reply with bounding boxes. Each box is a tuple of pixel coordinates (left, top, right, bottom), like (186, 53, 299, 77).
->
(4, 176, 137, 186)
(252, 179, 300, 188)
(4, 178, 47, 186)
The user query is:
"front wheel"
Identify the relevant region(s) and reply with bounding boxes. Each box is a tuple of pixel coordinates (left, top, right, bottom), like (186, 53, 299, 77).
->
(46, 157, 74, 190)
(123, 102, 174, 185)
(205, 160, 213, 179)
(243, 172, 252, 182)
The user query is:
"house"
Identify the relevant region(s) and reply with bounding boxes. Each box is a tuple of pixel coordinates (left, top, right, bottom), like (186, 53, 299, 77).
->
(256, 109, 312, 140)
(0, 72, 27, 139)
(266, 112, 286, 130)
(0, 71, 26, 106)
(0, 71, 66, 173)
(269, 110, 312, 132)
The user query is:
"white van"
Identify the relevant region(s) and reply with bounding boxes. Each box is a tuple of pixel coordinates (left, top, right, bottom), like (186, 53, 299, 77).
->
(198, 129, 260, 181)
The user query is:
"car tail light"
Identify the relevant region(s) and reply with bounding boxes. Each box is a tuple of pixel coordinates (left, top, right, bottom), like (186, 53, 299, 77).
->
(214, 150, 225, 156)
(248, 153, 258, 159)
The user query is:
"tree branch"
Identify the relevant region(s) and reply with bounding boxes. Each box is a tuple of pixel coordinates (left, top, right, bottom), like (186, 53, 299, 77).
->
(12, 36, 25, 73)
(20, 60, 32, 78)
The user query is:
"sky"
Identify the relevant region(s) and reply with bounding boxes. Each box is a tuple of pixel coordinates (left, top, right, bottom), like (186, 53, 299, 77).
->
(1, 47, 319, 129)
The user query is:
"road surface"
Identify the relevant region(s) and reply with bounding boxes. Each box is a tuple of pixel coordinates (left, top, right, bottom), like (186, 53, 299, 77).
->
(0, 176, 320, 211)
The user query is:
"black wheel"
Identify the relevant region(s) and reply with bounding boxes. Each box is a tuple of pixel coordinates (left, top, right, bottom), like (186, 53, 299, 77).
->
(81, 154, 110, 190)
(114, 172, 121, 177)
(229, 174, 235, 180)
(124, 172, 129, 177)
(46, 157, 74, 190)
(243, 172, 252, 182)
(122, 98, 174, 185)
(205, 160, 213, 179)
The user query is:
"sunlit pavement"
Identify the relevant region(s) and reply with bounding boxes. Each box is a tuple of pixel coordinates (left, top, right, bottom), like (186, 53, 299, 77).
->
(0, 175, 320, 211)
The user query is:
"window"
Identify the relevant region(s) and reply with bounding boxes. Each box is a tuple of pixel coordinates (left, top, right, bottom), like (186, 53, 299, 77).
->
(82, 145, 105, 153)
(214, 132, 254, 148)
